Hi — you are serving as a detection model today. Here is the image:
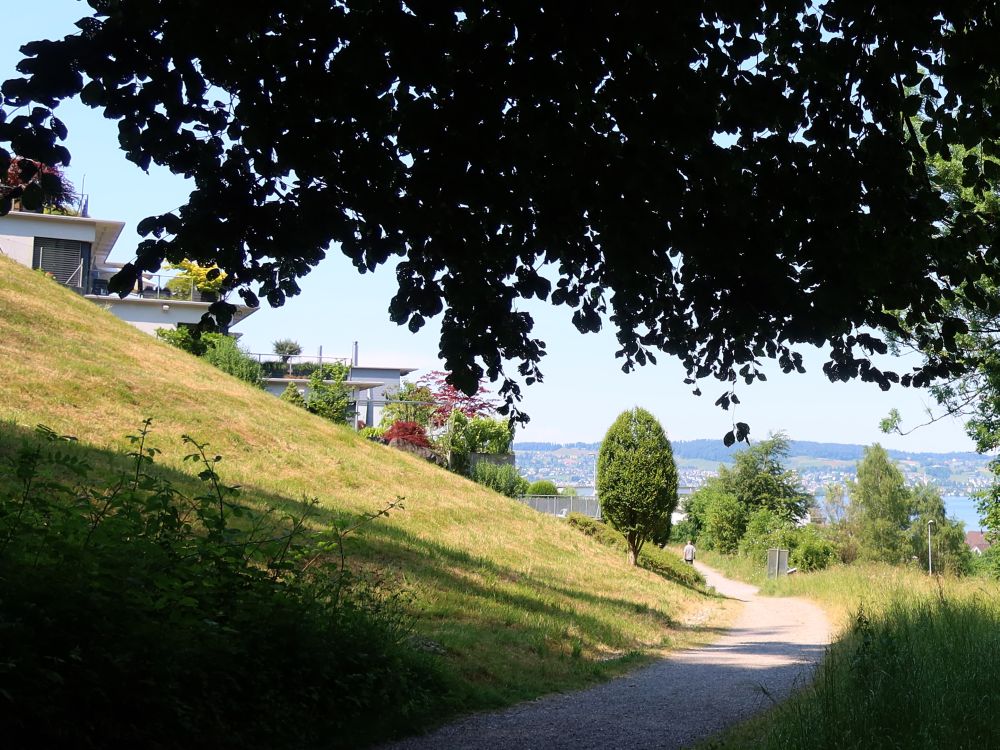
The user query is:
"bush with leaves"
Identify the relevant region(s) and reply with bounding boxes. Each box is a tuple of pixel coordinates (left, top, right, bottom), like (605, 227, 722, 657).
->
(164, 259, 226, 300)
(202, 333, 264, 387)
(471, 461, 528, 498)
(441, 410, 514, 474)
(970, 544, 1000, 578)
(384, 420, 433, 449)
(156, 328, 262, 387)
(738, 508, 791, 562)
(155, 325, 207, 356)
(380, 382, 436, 428)
(527, 479, 559, 496)
(280, 382, 308, 409)
(789, 526, 840, 571)
(306, 363, 352, 424)
(0, 421, 442, 749)
(3, 156, 76, 211)
(359, 426, 387, 443)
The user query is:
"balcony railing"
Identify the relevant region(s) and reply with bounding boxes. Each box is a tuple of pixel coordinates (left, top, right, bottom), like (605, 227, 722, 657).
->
(248, 354, 352, 379)
(87, 271, 220, 302)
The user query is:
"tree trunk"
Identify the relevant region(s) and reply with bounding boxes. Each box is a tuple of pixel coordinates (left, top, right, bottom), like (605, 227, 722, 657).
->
(627, 542, 638, 566)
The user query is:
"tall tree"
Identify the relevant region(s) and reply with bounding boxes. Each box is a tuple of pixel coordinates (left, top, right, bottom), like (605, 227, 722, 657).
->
(686, 432, 808, 552)
(5, 4, 1000, 422)
(879, 136, 1000, 538)
(908, 484, 971, 575)
(849, 445, 912, 564)
(597, 408, 678, 566)
(718, 433, 811, 522)
(821, 483, 849, 526)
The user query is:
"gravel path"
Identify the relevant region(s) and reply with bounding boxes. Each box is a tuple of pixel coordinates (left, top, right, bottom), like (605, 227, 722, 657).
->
(384, 561, 833, 750)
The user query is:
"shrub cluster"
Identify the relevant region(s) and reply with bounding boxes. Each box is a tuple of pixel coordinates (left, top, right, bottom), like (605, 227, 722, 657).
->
(0, 422, 441, 749)
(527, 479, 559, 496)
(155, 328, 263, 387)
(471, 461, 529, 498)
(384, 420, 433, 449)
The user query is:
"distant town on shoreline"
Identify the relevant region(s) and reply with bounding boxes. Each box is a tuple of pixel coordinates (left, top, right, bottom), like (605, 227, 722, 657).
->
(514, 439, 994, 497)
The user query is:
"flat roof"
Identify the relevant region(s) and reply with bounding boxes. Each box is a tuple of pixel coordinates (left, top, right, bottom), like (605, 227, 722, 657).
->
(1, 210, 125, 263)
(264, 378, 386, 392)
(350, 365, 418, 375)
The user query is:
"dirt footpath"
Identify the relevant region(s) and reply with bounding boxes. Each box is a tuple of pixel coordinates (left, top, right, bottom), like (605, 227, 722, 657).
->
(385, 561, 832, 750)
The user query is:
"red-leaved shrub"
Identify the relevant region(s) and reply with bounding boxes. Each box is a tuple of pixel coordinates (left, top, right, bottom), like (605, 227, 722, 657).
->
(383, 420, 432, 448)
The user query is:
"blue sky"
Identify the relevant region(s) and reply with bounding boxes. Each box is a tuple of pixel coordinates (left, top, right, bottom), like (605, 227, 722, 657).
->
(1, 3, 980, 452)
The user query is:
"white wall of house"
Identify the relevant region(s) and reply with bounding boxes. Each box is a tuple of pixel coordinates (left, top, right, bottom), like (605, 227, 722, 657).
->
(95, 299, 211, 334)
(264, 379, 304, 398)
(0, 215, 97, 244)
(0, 233, 34, 266)
(352, 366, 416, 427)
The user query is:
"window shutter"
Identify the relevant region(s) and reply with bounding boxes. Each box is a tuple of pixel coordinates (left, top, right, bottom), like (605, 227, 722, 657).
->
(32, 238, 90, 286)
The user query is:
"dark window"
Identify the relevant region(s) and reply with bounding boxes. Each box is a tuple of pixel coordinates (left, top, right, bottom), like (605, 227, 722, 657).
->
(32, 237, 91, 288)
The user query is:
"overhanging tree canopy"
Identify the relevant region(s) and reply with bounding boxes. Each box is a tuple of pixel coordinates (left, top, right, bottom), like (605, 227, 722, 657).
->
(4, 2, 1000, 425)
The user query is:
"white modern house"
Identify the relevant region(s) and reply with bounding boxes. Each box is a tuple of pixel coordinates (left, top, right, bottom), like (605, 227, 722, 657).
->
(0, 209, 257, 334)
(257, 343, 418, 428)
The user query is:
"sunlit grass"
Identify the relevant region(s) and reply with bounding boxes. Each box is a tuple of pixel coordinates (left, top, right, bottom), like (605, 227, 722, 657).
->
(699, 553, 1000, 749)
(0, 256, 735, 721)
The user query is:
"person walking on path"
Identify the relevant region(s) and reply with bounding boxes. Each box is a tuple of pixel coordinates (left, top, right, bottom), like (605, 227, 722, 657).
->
(683, 540, 696, 565)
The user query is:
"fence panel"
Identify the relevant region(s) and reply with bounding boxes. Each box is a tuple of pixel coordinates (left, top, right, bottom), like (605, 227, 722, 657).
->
(517, 495, 601, 519)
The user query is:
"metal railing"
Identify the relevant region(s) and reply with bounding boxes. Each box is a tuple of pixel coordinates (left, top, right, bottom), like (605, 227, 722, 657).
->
(251, 354, 352, 379)
(88, 271, 216, 301)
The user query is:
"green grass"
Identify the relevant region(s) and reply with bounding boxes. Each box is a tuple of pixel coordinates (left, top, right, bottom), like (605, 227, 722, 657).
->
(699, 557, 1000, 748)
(0, 256, 733, 740)
(695, 547, 769, 586)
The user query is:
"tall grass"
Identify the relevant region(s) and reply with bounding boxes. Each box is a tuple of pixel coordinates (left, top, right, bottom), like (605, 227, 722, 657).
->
(704, 562, 1000, 748)
(709, 592, 1000, 748)
(695, 547, 768, 586)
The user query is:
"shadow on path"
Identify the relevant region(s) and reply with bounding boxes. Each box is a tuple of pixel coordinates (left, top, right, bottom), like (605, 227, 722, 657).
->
(383, 562, 833, 750)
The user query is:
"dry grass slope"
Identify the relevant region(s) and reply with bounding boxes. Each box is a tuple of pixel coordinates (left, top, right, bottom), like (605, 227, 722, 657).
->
(0, 255, 732, 716)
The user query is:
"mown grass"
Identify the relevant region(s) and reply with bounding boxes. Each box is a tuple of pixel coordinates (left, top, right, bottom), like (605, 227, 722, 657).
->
(0, 256, 733, 740)
(700, 555, 1000, 748)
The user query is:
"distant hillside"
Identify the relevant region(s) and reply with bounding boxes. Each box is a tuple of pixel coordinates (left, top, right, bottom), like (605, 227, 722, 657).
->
(514, 438, 993, 495)
(515, 438, 986, 464)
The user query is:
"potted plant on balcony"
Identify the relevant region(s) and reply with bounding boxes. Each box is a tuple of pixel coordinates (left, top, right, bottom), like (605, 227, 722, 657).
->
(164, 259, 226, 301)
(272, 339, 302, 376)
(1, 157, 77, 214)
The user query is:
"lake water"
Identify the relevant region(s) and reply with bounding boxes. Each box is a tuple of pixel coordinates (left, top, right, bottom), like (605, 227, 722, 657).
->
(944, 496, 985, 531)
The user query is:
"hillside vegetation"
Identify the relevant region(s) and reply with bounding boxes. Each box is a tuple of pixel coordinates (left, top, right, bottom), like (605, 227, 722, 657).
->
(0, 256, 730, 745)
